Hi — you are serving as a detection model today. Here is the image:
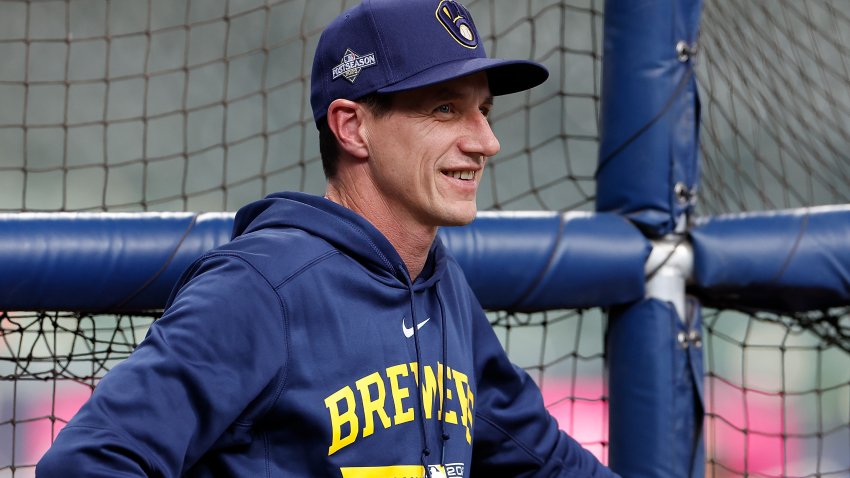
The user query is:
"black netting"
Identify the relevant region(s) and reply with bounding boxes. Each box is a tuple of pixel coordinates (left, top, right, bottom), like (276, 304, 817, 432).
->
(703, 307, 850, 477)
(698, 0, 850, 215)
(0, 312, 156, 476)
(490, 309, 610, 461)
(0, 309, 609, 475)
(0, 0, 603, 213)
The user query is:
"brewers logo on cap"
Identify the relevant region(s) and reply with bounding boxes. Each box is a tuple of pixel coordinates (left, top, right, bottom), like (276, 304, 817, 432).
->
(332, 48, 377, 83)
(435, 0, 478, 49)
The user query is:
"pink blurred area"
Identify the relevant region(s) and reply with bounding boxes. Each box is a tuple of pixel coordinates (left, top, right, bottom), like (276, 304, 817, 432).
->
(21, 381, 91, 465)
(541, 375, 800, 474)
(706, 378, 800, 476)
(540, 377, 610, 463)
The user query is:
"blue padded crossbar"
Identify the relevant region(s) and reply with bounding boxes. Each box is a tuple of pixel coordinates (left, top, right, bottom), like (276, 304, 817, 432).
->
(691, 205, 850, 312)
(439, 211, 651, 310)
(0, 212, 233, 312)
(0, 211, 649, 312)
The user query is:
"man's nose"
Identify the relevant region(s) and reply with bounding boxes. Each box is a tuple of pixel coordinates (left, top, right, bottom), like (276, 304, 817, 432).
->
(458, 113, 501, 158)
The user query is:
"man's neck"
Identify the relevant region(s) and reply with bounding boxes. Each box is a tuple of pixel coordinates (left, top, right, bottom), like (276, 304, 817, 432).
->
(325, 182, 436, 280)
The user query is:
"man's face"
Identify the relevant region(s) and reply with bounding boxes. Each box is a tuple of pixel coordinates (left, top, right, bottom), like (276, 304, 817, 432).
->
(361, 72, 500, 228)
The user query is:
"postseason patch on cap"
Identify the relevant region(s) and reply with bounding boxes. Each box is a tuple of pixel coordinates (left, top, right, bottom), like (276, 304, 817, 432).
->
(435, 0, 478, 49)
(332, 48, 377, 83)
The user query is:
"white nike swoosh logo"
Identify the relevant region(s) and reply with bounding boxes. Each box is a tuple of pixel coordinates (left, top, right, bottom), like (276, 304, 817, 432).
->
(402, 317, 431, 338)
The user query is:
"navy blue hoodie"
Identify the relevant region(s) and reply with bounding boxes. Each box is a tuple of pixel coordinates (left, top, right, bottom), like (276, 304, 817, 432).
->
(37, 192, 617, 477)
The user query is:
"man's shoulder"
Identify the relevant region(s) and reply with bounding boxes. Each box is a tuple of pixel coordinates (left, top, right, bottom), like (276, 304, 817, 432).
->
(208, 227, 341, 286)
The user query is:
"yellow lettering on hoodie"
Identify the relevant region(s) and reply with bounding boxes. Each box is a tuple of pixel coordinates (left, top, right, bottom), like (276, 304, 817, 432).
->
(419, 365, 440, 419)
(452, 369, 474, 444)
(325, 363, 474, 454)
(386, 364, 414, 425)
(325, 385, 359, 455)
(356, 372, 392, 438)
(442, 367, 458, 425)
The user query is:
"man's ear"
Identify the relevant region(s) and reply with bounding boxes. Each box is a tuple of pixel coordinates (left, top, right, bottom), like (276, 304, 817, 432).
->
(327, 99, 369, 160)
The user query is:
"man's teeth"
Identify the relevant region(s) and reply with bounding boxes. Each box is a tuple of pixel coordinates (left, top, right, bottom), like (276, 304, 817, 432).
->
(446, 171, 475, 180)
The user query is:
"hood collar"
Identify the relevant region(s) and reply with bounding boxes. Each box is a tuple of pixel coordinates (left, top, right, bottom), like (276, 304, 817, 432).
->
(232, 192, 446, 287)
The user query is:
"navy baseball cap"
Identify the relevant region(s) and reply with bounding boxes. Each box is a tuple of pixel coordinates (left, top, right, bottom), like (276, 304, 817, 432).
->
(310, 0, 549, 125)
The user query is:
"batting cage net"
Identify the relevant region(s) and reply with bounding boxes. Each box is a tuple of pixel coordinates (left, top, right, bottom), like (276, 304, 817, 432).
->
(698, 0, 850, 476)
(0, 1, 608, 476)
(702, 308, 850, 477)
(698, 0, 850, 215)
(0, 0, 601, 213)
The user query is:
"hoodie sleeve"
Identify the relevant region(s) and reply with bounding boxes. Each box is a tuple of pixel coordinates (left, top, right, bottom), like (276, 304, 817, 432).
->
(36, 253, 288, 477)
(469, 306, 619, 478)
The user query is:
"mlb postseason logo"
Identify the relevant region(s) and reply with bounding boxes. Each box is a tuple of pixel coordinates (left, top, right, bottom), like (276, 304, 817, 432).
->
(332, 48, 377, 83)
(428, 463, 465, 478)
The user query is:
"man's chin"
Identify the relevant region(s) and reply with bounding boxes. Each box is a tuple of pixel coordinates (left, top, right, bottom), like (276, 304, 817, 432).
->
(439, 209, 478, 227)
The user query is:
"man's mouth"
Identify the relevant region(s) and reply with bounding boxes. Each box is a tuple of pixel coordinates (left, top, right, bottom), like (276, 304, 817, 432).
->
(443, 170, 476, 181)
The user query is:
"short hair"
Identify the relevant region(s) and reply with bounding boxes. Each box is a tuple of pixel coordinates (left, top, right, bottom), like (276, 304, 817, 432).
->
(318, 93, 393, 179)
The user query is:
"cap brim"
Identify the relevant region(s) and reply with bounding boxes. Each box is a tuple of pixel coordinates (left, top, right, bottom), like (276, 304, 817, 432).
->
(377, 58, 549, 96)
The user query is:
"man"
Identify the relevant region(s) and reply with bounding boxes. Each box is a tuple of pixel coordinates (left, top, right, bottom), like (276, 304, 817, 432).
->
(38, 1, 619, 476)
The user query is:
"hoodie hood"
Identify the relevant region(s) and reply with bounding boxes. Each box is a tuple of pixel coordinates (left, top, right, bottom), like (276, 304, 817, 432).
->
(232, 191, 446, 289)
(234, 191, 452, 474)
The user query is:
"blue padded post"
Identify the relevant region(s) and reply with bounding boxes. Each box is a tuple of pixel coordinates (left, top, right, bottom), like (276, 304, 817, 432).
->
(607, 298, 704, 477)
(600, 0, 705, 475)
(597, 0, 702, 237)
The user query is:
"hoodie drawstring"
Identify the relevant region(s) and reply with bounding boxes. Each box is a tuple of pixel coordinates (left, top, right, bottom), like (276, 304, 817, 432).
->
(400, 266, 451, 478)
(435, 284, 451, 465)
(403, 268, 432, 478)
(402, 268, 450, 478)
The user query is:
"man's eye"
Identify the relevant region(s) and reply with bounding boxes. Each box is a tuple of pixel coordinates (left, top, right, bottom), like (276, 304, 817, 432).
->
(435, 104, 451, 114)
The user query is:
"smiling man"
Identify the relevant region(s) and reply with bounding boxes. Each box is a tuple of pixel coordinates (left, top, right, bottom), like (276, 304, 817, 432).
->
(37, 1, 619, 477)
(324, 73, 499, 278)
